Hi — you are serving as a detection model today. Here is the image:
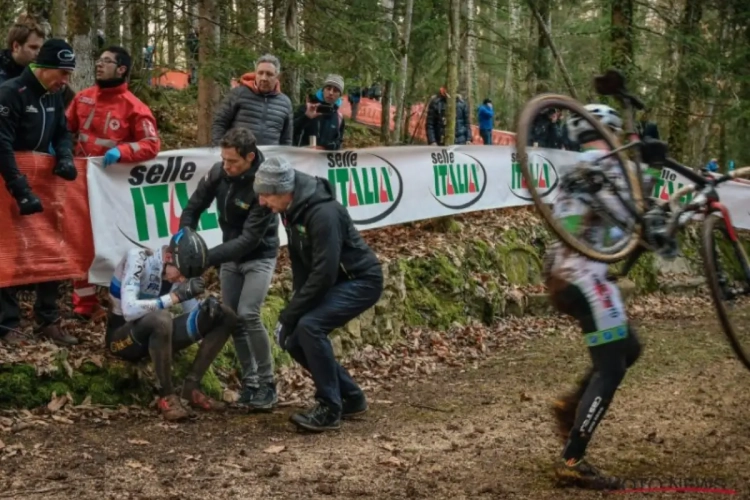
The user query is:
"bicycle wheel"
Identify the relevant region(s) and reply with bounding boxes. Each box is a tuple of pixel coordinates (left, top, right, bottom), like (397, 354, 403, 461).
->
(700, 212, 750, 372)
(515, 93, 643, 263)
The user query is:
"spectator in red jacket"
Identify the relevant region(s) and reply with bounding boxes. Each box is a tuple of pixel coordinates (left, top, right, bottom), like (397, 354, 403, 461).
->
(66, 46, 161, 320)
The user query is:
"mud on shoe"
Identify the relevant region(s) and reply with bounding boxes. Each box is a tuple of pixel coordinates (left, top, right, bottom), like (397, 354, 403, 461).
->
(182, 387, 227, 412)
(342, 392, 368, 419)
(554, 458, 619, 490)
(290, 402, 341, 433)
(247, 383, 278, 412)
(158, 394, 192, 422)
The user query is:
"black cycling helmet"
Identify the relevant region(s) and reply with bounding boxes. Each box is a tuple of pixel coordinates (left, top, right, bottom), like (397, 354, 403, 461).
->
(168, 227, 208, 279)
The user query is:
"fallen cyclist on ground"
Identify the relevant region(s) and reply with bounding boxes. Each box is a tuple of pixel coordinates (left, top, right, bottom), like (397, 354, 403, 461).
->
(104, 227, 237, 421)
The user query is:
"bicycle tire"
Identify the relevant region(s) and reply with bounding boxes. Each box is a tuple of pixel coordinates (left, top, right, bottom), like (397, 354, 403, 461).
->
(700, 212, 750, 372)
(515, 93, 643, 264)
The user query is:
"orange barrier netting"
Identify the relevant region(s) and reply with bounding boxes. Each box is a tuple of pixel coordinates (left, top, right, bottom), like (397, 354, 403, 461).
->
(0, 153, 93, 288)
(338, 97, 516, 146)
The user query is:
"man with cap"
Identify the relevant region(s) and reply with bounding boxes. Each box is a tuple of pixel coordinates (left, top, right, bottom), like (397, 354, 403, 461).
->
(254, 156, 384, 432)
(67, 46, 161, 322)
(0, 38, 79, 347)
(293, 74, 346, 150)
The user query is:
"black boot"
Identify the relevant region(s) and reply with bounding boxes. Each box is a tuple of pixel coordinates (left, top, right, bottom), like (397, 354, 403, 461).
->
(342, 392, 368, 419)
(290, 401, 341, 432)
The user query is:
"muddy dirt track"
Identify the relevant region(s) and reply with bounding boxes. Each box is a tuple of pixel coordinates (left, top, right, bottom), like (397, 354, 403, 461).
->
(1, 301, 749, 500)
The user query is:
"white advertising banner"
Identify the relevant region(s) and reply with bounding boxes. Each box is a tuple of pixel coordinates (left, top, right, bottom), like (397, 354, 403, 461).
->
(86, 145, 750, 285)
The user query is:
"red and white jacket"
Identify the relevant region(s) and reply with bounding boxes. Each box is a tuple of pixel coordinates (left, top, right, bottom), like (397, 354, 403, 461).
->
(66, 82, 160, 162)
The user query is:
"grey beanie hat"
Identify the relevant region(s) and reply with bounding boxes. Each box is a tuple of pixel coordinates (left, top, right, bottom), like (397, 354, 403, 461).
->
(323, 74, 345, 93)
(254, 156, 296, 194)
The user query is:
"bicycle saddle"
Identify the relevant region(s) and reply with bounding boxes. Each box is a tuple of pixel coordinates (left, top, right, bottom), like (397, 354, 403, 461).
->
(593, 69, 646, 110)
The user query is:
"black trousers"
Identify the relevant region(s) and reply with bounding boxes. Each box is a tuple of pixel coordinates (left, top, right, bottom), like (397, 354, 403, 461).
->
(0, 282, 61, 330)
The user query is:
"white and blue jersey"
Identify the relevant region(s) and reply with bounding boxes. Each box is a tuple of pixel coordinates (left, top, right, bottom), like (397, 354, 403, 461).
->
(109, 248, 199, 323)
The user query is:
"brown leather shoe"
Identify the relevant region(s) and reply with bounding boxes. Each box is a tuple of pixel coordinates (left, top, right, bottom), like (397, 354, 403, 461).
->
(37, 323, 79, 346)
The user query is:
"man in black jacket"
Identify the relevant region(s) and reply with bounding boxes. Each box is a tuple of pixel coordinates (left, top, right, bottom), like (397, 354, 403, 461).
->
(179, 128, 280, 410)
(0, 38, 79, 347)
(0, 15, 44, 85)
(426, 87, 470, 146)
(254, 156, 384, 432)
(293, 74, 346, 150)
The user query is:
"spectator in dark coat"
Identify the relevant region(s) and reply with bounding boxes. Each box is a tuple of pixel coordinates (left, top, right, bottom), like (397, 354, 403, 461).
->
(211, 54, 293, 146)
(636, 110, 660, 141)
(294, 74, 346, 150)
(0, 15, 45, 85)
(426, 88, 470, 146)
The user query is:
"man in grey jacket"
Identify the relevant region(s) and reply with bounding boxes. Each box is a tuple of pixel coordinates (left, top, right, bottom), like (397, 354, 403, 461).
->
(211, 54, 293, 146)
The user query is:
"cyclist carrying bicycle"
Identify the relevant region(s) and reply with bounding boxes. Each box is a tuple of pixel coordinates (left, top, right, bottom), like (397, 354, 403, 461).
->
(105, 228, 237, 421)
(544, 104, 643, 488)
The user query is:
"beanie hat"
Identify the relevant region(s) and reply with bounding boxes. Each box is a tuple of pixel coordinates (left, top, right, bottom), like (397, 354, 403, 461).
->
(323, 74, 344, 93)
(35, 39, 76, 71)
(254, 156, 296, 195)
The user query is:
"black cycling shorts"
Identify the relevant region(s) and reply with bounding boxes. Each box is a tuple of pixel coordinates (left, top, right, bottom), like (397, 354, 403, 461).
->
(105, 309, 203, 362)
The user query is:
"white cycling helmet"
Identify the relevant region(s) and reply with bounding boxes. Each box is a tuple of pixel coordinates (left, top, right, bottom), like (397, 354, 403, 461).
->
(566, 104, 623, 143)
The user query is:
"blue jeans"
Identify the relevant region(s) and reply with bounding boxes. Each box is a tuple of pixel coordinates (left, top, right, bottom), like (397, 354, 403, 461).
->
(286, 274, 383, 412)
(480, 129, 492, 145)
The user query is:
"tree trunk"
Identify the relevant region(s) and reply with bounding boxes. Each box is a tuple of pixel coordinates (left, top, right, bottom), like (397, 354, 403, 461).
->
(444, 0, 460, 146)
(379, 0, 397, 144)
(27, 0, 52, 35)
(264, 0, 273, 35)
(67, 0, 94, 91)
(459, 0, 476, 116)
(104, 0, 119, 45)
(392, 0, 414, 143)
(238, 0, 259, 39)
(531, 0, 551, 89)
(610, 0, 635, 81)
(197, 0, 218, 146)
(51, 0, 67, 38)
(121, 1, 131, 49)
(487, 0, 498, 103)
(667, 0, 702, 161)
(502, 0, 519, 127)
(166, 3, 175, 66)
(528, 0, 576, 98)
(130, 0, 146, 74)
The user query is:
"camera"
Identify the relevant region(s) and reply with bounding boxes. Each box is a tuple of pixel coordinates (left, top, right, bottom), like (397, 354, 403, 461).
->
(316, 102, 335, 115)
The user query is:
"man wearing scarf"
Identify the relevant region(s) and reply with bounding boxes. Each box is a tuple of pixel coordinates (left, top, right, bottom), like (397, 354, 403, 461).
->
(293, 74, 346, 150)
(66, 46, 161, 321)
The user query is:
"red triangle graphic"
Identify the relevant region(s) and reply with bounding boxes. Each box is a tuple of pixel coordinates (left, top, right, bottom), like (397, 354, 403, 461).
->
(379, 175, 389, 203)
(348, 177, 359, 206)
(447, 175, 455, 195)
(660, 184, 670, 201)
(468, 169, 476, 193)
(169, 188, 181, 234)
(537, 168, 547, 189)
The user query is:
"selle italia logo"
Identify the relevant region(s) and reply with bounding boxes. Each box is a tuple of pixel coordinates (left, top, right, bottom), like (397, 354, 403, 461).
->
(648, 167, 694, 204)
(429, 149, 487, 210)
(124, 157, 219, 242)
(326, 151, 403, 225)
(509, 151, 559, 201)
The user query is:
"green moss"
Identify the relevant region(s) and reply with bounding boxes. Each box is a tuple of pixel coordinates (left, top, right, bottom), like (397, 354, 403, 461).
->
(260, 293, 292, 367)
(0, 360, 153, 409)
(401, 256, 465, 329)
